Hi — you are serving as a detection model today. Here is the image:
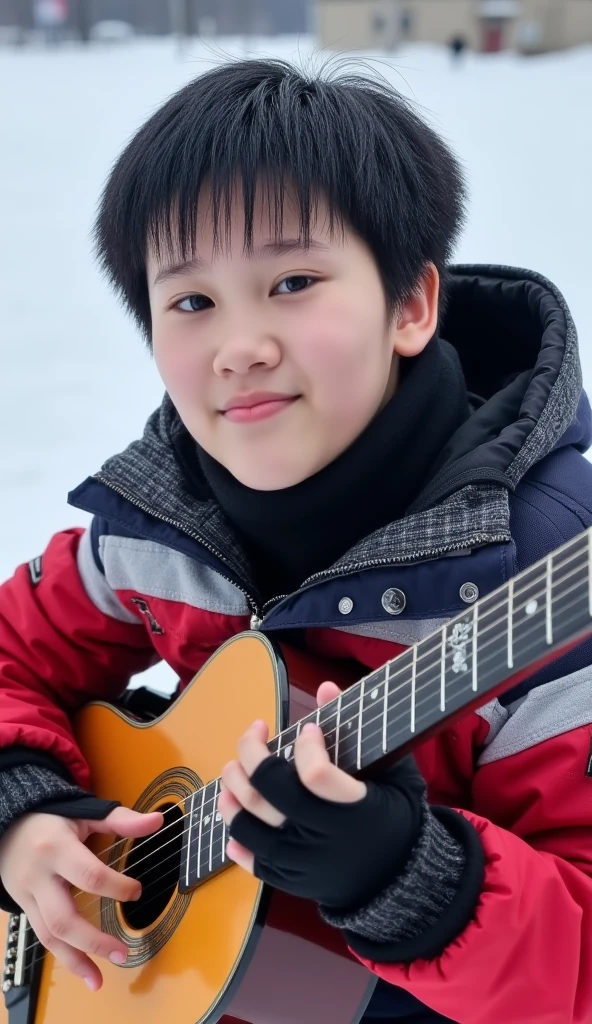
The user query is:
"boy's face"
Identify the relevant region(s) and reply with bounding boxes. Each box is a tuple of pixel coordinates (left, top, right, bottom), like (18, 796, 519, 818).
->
(147, 188, 438, 490)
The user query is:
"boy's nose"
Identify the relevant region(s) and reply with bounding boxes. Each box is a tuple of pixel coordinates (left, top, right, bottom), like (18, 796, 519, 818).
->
(213, 333, 281, 376)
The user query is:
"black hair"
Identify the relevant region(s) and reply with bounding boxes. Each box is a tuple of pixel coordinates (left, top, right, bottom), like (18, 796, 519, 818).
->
(94, 58, 467, 342)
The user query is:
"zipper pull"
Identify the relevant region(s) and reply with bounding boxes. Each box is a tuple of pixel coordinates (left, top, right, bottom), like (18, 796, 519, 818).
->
(250, 613, 262, 630)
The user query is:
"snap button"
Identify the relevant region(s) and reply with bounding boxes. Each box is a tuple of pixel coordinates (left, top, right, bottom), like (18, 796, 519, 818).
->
(460, 582, 479, 604)
(338, 597, 354, 615)
(381, 588, 406, 616)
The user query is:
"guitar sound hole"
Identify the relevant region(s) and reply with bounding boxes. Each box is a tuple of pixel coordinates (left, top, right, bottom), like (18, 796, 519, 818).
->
(121, 803, 184, 929)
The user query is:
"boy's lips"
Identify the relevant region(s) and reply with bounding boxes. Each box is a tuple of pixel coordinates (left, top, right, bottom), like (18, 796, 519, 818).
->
(221, 393, 300, 424)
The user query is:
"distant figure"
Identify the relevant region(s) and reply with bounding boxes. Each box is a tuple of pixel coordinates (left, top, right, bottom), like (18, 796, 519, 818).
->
(449, 35, 468, 64)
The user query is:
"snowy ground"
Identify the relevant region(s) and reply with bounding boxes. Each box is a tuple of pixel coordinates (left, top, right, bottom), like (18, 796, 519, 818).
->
(1, 36, 591, 691)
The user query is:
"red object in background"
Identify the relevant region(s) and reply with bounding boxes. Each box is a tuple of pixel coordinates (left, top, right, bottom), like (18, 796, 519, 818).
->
(482, 20, 505, 51)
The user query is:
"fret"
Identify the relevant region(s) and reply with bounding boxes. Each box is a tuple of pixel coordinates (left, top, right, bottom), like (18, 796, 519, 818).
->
(358, 670, 387, 768)
(380, 648, 417, 756)
(546, 555, 553, 644)
(275, 722, 298, 761)
(220, 800, 226, 863)
(440, 625, 446, 711)
(208, 779, 218, 874)
(382, 662, 389, 753)
(507, 579, 514, 669)
(329, 682, 365, 771)
(335, 691, 342, 765)
(197, 782, 216, 881)
(410, 644, 417, 733)
(196, 784, 206, 880)
(356, 679, 364, 769)
(472, 604, 478, 692)
(547, 533, 590, 649)
(185, 789, 196, 890)
(317, 698, 337, 753)
(428, 610, 481, 734)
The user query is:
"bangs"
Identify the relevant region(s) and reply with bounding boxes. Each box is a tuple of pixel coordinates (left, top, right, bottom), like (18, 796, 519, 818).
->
(94, 58, 466, 340)
(148, 171, 345, 270)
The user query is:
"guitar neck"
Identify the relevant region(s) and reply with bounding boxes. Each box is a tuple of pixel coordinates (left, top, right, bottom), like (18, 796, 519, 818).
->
(271, 526, 592, 772)
(180, 526, 592, 892)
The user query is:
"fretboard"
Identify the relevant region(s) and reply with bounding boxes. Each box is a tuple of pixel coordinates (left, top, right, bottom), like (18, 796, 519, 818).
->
(179, 526, 592, 892)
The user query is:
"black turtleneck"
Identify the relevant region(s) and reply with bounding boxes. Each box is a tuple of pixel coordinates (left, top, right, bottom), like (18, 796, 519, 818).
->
(198, 338, 469, 603)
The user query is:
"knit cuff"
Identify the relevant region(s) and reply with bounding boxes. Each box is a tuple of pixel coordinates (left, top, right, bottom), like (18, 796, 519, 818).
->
(320, 805, 484, 963)
(0, 765, 118, 914)
(0, 764, 90, 834)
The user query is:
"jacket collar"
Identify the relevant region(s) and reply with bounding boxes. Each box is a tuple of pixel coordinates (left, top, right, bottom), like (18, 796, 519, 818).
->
(70, 265, 588, 593)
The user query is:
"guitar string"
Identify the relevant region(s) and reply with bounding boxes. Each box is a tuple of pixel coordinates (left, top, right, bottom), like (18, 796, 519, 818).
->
(39, 574, 591, 971)
(56, 540, 589, 878)
(22, 560, 587, 952)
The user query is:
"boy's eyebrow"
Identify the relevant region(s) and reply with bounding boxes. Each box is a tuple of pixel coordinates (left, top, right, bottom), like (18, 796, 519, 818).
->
(152, 239, 331, 286)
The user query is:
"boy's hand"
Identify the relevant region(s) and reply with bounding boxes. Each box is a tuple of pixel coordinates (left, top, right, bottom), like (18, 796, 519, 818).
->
(0, 805, 163, 991)
(218, 682, 426, 910)
(219, 682, 366, 864)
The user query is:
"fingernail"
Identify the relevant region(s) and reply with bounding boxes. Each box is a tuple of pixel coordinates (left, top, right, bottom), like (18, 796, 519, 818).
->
(109, 950, 127, 965)
(84, 975, 98, 991)
(301, 723, 318, 735)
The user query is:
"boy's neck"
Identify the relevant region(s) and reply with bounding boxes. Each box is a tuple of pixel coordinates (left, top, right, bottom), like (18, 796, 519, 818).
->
(197, 338, 469, 603)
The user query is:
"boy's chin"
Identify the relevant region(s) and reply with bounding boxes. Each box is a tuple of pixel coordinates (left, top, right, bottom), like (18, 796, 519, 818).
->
(224, 452, 324, 492)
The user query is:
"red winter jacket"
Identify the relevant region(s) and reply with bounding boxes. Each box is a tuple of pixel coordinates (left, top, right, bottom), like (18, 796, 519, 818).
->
(1, 266, 592, 1023)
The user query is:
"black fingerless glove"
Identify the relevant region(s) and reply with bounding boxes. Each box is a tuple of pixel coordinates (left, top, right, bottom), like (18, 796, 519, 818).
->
(229, 753, 426, 910)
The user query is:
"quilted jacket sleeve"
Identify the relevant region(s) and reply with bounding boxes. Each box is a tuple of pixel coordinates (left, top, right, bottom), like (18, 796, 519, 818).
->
(0, 526, 159, 789)
(347, 674, 592, 1024)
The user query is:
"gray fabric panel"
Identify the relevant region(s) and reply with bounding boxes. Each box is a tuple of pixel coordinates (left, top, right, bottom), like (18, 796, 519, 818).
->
(327, 483, 512, 572)
(475, 699, 510, 747)
(477, 665, 592, 766)
(99, 535, 251, 617)
(335, 617, 449, 646)
(76, 528, 140, 624)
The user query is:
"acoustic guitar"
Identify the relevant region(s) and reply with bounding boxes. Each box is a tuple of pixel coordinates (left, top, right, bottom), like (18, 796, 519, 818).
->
(2, 525, 592, 1024)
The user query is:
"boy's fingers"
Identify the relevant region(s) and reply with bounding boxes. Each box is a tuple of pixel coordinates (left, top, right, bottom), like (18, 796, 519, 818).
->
(24, 896, 104, 991)
(35, 877, 128, 966)
(316, 681, 341, 707)
(89, 807, 164, 839)
(61, 839, 141, 903)
(294, 724, 366, 803)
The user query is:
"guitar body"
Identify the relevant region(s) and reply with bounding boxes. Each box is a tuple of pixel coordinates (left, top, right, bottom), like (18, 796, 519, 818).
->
(0, 633, 375, 1024)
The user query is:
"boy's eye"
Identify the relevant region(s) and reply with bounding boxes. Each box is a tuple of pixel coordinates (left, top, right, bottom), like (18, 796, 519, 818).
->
(176, 294, 212, 313)
(274, 275, 314, 295)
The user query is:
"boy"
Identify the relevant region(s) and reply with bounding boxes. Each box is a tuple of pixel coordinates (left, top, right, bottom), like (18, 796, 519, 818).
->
(0, 58, 591, 1023)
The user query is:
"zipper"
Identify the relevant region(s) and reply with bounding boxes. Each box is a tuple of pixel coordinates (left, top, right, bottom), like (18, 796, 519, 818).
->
(94, 475, 264, 623)
(94, 475, 510, 628)
(276, 533, 510, 592)
(258, 533, 511, 617)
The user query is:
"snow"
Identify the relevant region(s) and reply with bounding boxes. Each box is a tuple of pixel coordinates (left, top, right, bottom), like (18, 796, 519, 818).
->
(1, 37, 591, 693)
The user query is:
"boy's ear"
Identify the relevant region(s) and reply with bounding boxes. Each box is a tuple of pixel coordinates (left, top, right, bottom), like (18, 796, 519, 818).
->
(390, 264, 440, 358)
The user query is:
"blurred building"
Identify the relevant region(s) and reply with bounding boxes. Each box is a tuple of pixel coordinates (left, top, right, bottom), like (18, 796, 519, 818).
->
(315, 0, 592, 52)
(0, 0, 310, 37)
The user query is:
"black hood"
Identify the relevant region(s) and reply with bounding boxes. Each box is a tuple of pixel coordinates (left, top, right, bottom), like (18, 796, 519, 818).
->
(408, 264, 591, 513)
